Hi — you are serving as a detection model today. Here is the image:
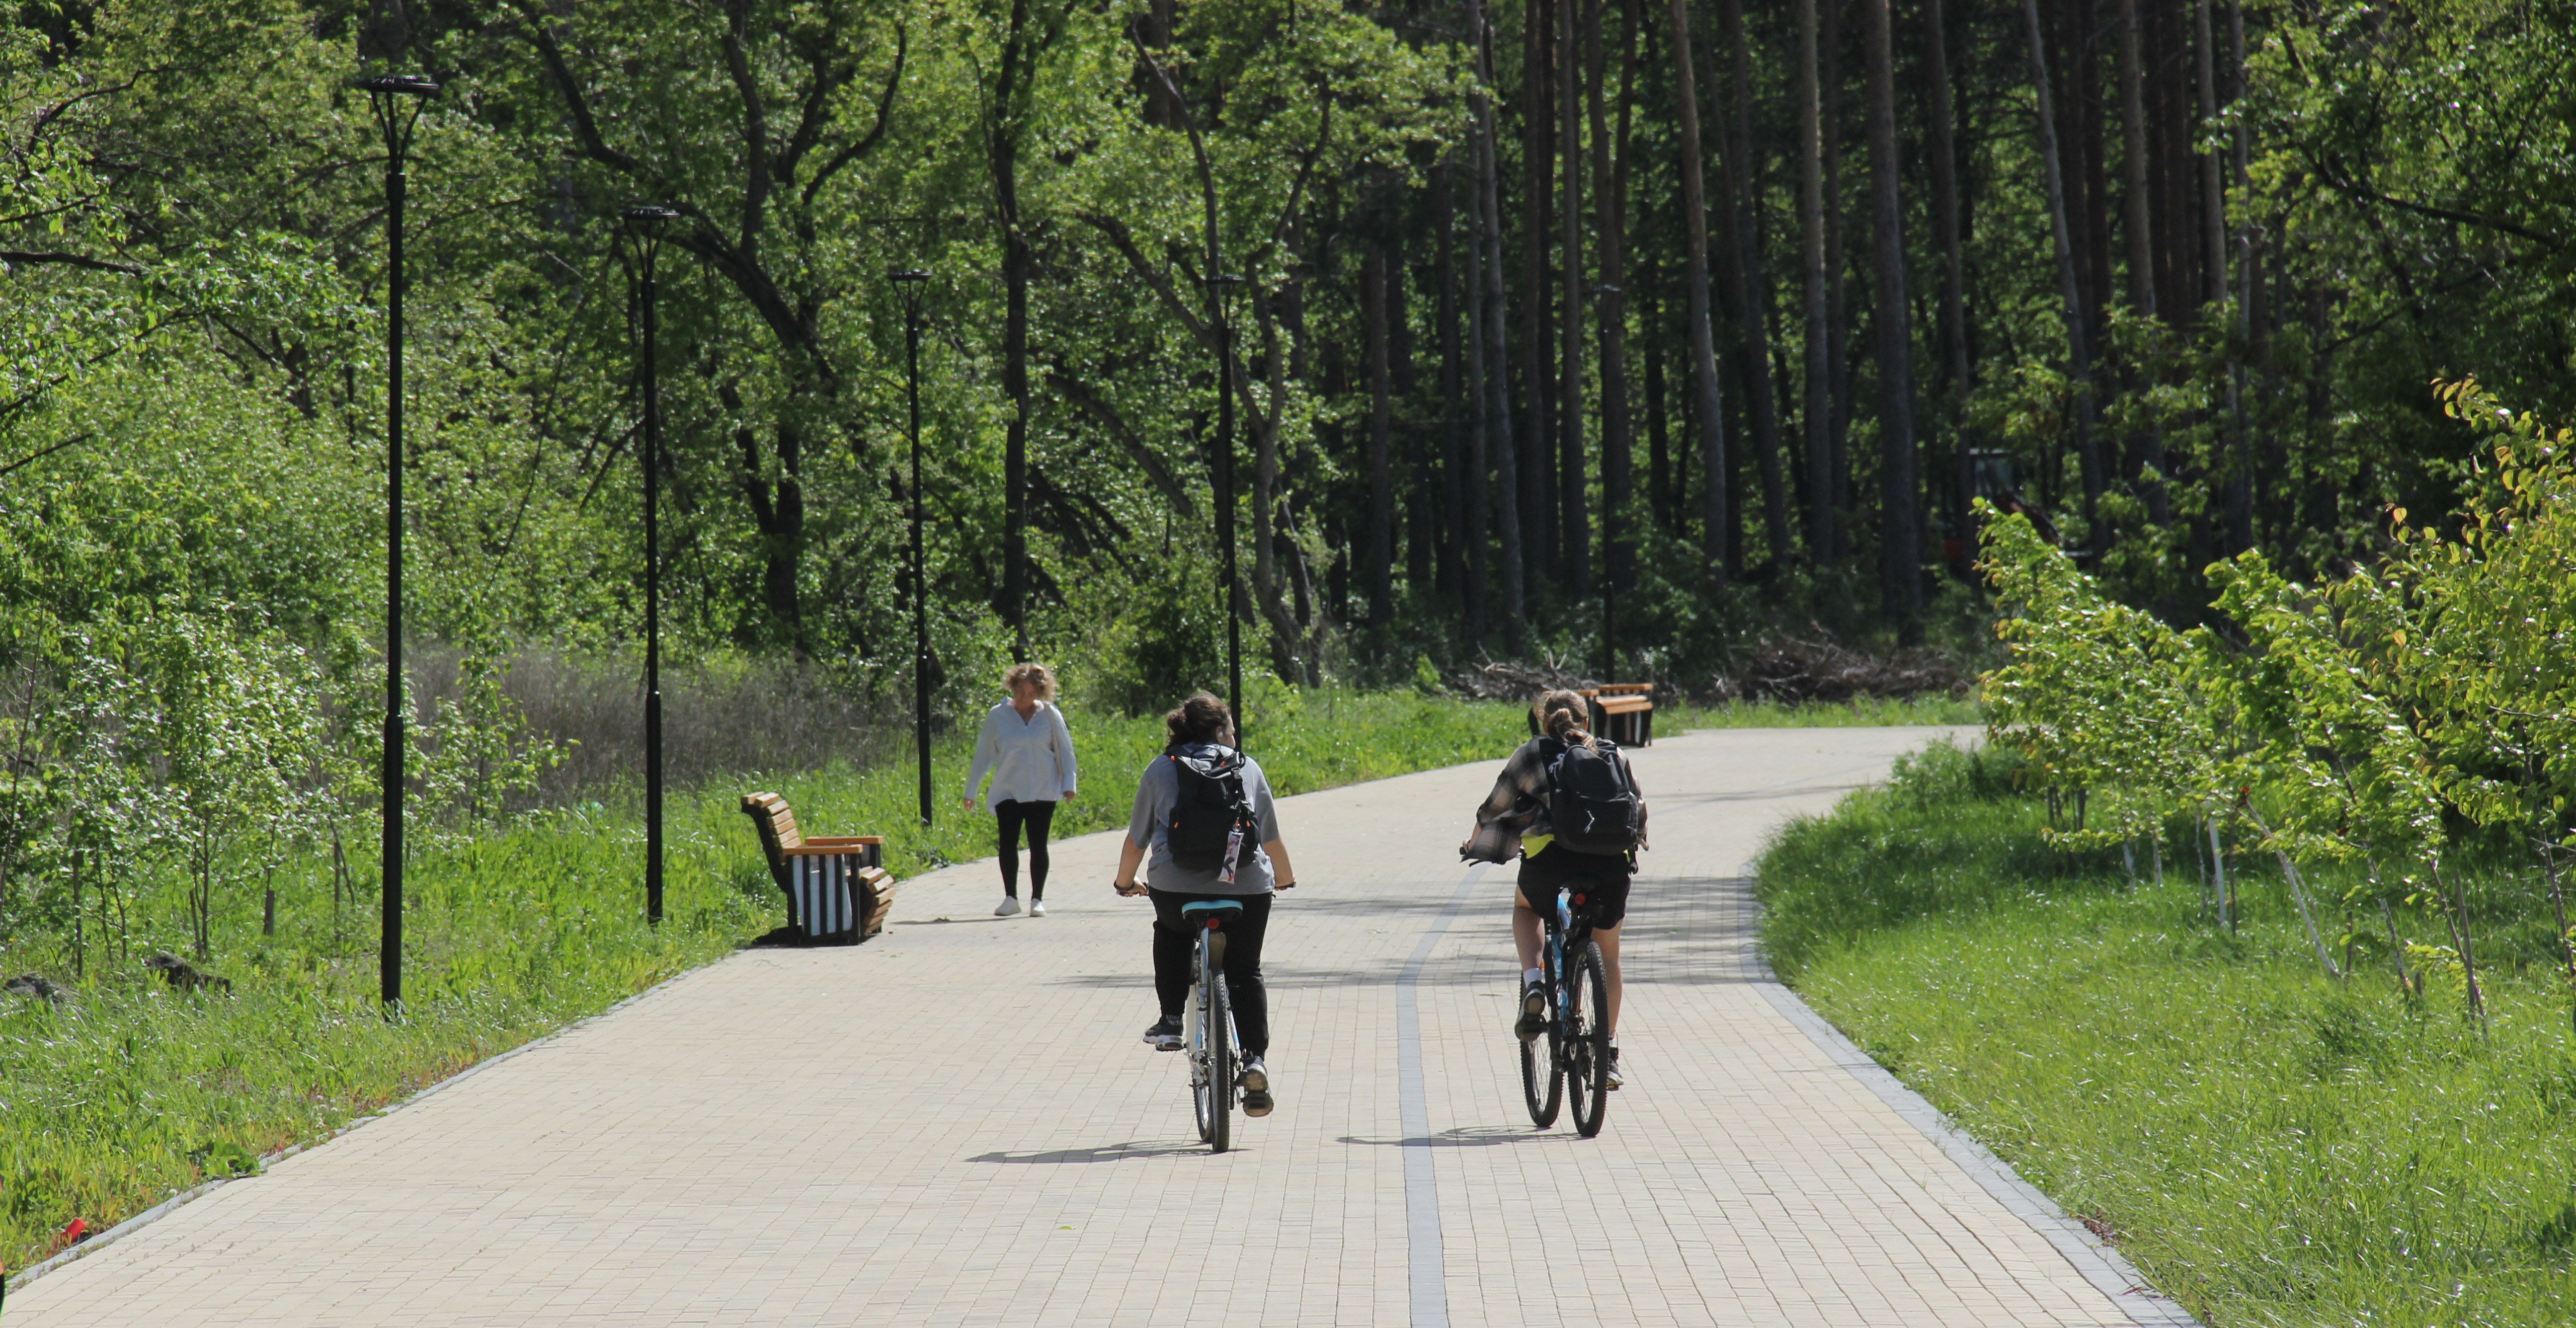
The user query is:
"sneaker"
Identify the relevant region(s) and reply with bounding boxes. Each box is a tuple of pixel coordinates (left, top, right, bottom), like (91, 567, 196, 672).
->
(1515, 981, 1548, 1043)
(1604, 1046, 1623, 1091)
(1029, 899, 1047, 917)
(1142, 1015, 1184, 1051)
(994, 896, 1023, 917)
(1239, 1057, 1274, 1116)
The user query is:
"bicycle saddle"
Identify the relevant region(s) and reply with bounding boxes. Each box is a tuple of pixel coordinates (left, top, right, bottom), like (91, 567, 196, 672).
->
(1180, 899, 1245, 919)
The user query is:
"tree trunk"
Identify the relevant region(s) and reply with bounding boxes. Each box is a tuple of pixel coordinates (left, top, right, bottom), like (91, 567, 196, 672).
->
(2022, 0, 2105, 531)
(1667, 0, 1729, 584)
(1463, 154, 1493, 647)
(1592, 0, 1641, 595)
(1794, 0, 1833, 563)
(1861, 0, 1919, 638)
(1822, 0, 1851, 549)
(993, 0, 1036, 661)
(1645, 283, 1671, 530)
(1716, 0, 1788, 567)
(1923, 0, 1975, 569)
(1437, 159, 1467, 604)
(2116, 0, 2157, 321)
(1472, 0, 1528, 641)
(1523, 0, 1558, 591)
(1558, 0, 1590, 601)
(1366, 243, 1395, 627)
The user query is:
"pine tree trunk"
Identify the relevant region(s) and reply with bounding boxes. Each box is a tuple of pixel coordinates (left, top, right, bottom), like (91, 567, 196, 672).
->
(1367, 244, 1395, 627)
(1523, 0, 1558, 590)
(2022, 0, 2106, 532)
(1471, 0, 1528, 641)
(1667, 0, 1729, 582)
(1558, 0, 1590, 600)
(1437, 159, 1466, 604)
(1822, 0, 1851, 550)
(1923, 0, 1975, 569)
(1590, 0, 1640, 596)
(1717, 0, 1788, 566)
(1860, 0, 1919, 638)
(1794, 0, 1834, 564)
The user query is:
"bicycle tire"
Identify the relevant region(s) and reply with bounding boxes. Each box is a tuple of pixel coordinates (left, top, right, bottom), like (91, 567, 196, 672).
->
(1206, 970, 1234, 1154)
(1568, 937, 1611, 1137)
(1187, 976, 1215, 1144)
(1519, 944, 1564, 1127)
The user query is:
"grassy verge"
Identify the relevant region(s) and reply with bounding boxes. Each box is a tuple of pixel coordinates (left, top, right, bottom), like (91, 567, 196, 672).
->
(1756, 741, 2576, 1326)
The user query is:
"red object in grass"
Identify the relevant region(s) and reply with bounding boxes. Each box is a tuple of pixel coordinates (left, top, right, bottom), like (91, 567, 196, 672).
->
(54, 1217, 89, 1250)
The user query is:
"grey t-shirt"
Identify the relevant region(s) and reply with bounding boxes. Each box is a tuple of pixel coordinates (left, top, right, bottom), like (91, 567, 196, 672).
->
(1125, 746, 1284, 895)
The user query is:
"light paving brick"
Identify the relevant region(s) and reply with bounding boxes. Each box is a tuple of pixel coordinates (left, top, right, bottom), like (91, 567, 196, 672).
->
(8, 725, 2182, 1327)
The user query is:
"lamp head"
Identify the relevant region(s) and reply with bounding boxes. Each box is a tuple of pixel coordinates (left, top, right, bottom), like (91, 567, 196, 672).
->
(887, 269, 931, 284)
(1203, 272, 1247, 287)
(624, 204, 682, 224)
(356, 74, 441, 97)
(1584, 283, 1622, 298)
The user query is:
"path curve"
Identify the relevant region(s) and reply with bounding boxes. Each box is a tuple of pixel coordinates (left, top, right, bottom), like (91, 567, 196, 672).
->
(8, 725, 2193, 1327)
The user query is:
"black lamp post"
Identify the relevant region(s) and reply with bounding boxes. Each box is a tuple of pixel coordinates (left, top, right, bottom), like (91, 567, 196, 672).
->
(359, 71, 438, 1011)
(889, 269, 933, 828)
(625, 204, 680, 924)
(1203, 271, 1246, 743)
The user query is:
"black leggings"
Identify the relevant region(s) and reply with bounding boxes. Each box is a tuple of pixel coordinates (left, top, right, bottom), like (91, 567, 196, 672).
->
(1149, 889, 1272, 1057)
(995, 799, 1056, 899)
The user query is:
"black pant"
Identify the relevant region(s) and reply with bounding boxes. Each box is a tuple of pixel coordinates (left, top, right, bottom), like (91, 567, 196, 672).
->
(996, 799, 1056, 898)
(1149, 889, 1272, 1057)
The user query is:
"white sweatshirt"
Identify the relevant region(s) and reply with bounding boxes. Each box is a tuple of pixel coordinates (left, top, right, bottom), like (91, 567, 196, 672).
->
(963, 701, 1079, 810)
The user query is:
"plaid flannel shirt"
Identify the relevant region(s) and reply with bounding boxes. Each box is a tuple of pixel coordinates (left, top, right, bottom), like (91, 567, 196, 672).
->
(1463, 737, 1646, 863)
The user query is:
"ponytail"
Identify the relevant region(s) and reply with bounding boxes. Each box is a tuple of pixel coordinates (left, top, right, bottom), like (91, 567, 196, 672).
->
(1531, 689, 1599, 752)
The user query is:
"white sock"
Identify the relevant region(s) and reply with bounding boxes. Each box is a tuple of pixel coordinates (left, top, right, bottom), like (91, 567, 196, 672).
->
(1523, 967, 1543, 987)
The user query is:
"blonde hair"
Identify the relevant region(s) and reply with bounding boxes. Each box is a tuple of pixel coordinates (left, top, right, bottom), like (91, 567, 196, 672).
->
(1005, 662, 1058, 701)
(1532, 689, 1599, 751)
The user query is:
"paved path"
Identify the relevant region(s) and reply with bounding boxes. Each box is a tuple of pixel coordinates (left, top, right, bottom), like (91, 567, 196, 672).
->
(8, 725, 2189, 1327)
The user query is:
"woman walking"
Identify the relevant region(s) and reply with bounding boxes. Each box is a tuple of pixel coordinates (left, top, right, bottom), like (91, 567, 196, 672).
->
(963, 662, 1079, 917)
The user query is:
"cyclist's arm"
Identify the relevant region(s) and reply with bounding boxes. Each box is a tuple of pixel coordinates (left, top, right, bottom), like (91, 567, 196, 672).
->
(1264, 839, 1295, 890)
(1114, 834, 1148, 895)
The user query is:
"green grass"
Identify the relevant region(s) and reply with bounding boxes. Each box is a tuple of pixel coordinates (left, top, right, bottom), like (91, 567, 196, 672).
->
(1756, 742, 2576, 1327)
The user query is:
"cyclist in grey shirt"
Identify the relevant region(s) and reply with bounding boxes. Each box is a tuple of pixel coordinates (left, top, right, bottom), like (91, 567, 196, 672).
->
(1114, 692, 1297, 1117)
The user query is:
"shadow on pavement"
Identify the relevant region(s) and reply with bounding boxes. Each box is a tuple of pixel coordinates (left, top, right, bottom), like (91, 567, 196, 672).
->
(967, 1140, 1216, 1164)
(1335, 1126, 1572, 1149)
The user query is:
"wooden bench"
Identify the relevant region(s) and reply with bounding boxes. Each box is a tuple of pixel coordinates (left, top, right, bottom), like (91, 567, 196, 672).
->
(1585, 685, 1655, 748)
(740, 792, 894, 942)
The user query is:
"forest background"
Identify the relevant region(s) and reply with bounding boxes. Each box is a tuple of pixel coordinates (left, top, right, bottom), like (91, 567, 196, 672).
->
(0, 0, 2558, 964)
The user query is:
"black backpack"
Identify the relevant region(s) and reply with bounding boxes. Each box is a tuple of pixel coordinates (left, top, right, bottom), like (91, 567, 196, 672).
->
(1165, 745, 1258, 872)
(1544, 738, 1640, 856)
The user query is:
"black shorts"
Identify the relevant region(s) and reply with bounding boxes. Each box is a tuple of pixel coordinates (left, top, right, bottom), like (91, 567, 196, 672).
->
(1516, 848, 1631, 927)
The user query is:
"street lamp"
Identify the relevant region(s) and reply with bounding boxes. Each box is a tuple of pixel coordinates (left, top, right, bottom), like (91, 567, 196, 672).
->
(358, 71, 438, 1012)
(1202, 271, 1247, 745)
(889, 269, 933, 828)
(625, 204, 681, 924)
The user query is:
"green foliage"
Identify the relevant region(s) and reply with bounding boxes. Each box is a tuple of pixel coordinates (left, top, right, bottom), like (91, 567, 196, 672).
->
(1756, 767, 2576, 1325)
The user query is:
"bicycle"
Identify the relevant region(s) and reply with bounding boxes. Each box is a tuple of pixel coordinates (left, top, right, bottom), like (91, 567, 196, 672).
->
(1519, 884, 1611, 1137)
(1181, 898, 1246, 1153)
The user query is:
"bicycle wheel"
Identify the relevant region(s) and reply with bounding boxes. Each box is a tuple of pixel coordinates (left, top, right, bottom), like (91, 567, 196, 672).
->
(1205, 971, 1234, 1154)
(1519, 946, 1564, 1127)
(1567, 938, 1611, 1137)
(1187, 975, 1215, 1144)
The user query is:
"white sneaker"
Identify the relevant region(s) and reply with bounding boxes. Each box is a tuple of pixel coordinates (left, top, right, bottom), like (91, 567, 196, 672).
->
(1029, 900, 1047, 917)
(994, 896, 1022, 917)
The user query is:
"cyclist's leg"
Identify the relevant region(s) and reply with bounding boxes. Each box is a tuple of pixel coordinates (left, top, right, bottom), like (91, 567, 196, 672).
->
(1511, 890, 1544, 970)
(1215, 893, 1273, 1056)
(1585, 871, 1633, 1035)
(1146, 889, 1197, 1021)
(1024, 800, 1055, 900)
(995, 800, 1026, 897)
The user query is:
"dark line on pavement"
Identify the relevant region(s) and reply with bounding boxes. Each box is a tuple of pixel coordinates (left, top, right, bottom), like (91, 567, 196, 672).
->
(1397, 862, 1486, 1328)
